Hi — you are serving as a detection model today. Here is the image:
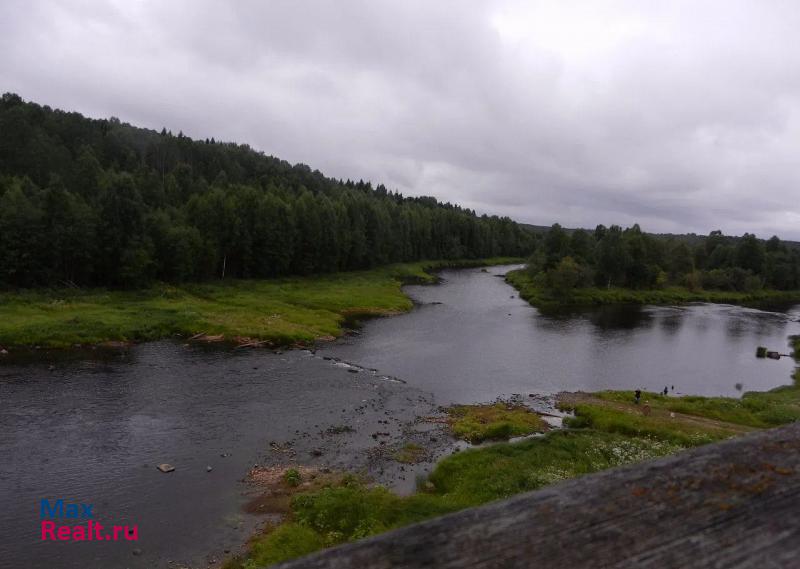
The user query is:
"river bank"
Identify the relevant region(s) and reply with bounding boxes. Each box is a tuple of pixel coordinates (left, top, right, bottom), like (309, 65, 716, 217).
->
(4, 264, 798, 569)
(0, 341, 469, 569)
(505, 269, 800, 310)
(227, 335, 800, 568)
(0, 257, 521, 350)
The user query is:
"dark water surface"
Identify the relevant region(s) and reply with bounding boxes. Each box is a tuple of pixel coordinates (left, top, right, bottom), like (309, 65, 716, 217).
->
(326, 266, 800, 401)
(0, 346, 438, 569)
(1, 265, 798, 568)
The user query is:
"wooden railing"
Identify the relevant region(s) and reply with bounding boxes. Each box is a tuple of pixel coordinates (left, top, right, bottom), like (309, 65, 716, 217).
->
(277, 422, 800, 568)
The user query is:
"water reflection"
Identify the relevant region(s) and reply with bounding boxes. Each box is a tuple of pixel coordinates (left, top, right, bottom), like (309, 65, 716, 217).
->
(537, 304, 655, 331)
(326, 266, 800, 402)
(658, 311, 685, 336)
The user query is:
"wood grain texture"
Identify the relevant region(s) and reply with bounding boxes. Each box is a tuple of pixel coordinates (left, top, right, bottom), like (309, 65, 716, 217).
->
(276, 423, 800, 568)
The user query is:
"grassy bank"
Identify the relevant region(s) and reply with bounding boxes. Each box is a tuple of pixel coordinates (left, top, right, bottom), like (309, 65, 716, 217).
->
(229, 337, 800, 568)
(0, 258, 521, 348)
(505, 269, 800, 310)
(591, 387, 800, 429)
(226, 431, 682, 568)
(446, 402, 548, 443)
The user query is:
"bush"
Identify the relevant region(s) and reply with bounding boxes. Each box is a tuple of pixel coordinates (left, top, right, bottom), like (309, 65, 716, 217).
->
(744, 274, 763, 292)
(248, 523, 324, 566)
(545, 256, 592, 296)
(291, 485, 396, 544)
(283, 468, 301, 487)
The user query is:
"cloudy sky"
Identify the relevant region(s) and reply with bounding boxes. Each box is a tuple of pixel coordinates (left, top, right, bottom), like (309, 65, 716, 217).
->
(2, 1, 800, 239)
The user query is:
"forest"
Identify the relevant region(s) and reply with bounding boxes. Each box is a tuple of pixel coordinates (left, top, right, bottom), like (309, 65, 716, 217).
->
(0, 93, 533, 288)
(2, 93, 798, 296)
(527, 223, 800, 294)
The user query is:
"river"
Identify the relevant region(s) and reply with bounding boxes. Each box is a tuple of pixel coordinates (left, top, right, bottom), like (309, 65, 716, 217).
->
(326, 266, 800, 401)
(1, 265, 798, 569)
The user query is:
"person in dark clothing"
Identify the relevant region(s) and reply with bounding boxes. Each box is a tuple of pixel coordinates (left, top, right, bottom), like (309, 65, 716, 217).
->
(634, 389, 642, 404)
(663, 386, 669, 396)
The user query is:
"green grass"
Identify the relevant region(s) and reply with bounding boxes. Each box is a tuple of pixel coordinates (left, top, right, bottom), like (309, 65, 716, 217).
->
(230, 431, 683, 567)
(0, 258, 521, 348)
(238, 524, 324, 569)
(505, 269, 800, 310)
(561, 401, 735, 446)
(445, 402, 548, 443)
(222, 304, 795, 569)
(426, 430, 684, 502)
(229, 337, 800, 567)
(594, 388, 800, 429)
(558, 338, 800, 444)
(283, 469, 302, 487)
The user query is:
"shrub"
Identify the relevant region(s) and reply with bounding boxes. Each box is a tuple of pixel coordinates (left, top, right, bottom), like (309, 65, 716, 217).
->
(284, 468, 301, 487)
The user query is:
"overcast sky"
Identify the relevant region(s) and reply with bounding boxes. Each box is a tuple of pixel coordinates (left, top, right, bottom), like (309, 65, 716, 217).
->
(2, 1, 800, 239)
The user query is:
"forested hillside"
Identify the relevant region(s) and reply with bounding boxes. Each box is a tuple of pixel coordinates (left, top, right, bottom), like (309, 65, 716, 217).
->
(0, 93, 533, 288)
(528, 223, 800, 293)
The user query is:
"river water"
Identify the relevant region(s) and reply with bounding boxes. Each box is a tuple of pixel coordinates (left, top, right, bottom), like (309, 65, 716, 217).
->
(1, 265, 798, 568)
(326, 266, 800, 401)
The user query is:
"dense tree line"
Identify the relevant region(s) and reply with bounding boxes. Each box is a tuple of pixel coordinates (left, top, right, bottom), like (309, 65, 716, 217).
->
(0, 94, 533, 288)
(528, 223, 800, 294)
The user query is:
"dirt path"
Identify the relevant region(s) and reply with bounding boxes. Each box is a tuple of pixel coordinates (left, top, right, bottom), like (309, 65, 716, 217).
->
(557, 392, 756, 435)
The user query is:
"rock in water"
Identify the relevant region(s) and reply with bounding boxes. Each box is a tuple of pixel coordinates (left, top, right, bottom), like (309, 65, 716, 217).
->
(156, 463, 175, 473)
(206, 466, 213, 472)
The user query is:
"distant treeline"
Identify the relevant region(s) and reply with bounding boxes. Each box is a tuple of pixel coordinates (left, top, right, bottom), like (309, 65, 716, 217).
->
(0, 93, 533, 288)
(528, 223, 800, 293)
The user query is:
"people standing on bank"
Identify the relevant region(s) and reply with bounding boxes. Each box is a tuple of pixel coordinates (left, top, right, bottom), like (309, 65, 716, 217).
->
(634, 389, 642, 404)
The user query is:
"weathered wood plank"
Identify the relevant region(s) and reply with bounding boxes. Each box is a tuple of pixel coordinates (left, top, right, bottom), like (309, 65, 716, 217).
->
(276, 424, 800, 568)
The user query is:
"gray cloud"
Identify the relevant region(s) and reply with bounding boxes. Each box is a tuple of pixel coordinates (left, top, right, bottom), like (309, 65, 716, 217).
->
(2, 0, 800, 238)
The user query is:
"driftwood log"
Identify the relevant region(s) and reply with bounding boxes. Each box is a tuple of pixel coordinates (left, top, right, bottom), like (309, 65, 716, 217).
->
(277, 423, 800, 568)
